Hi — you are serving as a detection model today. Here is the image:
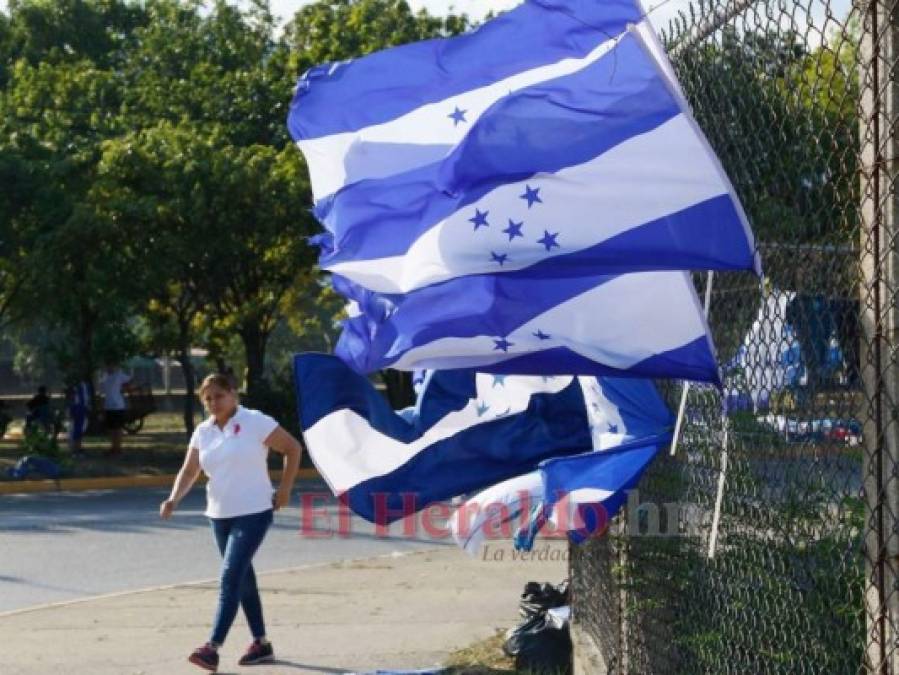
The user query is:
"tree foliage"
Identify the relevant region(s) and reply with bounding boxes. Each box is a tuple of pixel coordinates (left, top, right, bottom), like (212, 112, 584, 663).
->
(0, 0, 473, 429)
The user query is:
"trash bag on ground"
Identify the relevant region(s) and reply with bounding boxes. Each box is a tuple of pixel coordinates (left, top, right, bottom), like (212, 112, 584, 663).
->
(518, 579, 570, 619)
(503, 580, 572, 673)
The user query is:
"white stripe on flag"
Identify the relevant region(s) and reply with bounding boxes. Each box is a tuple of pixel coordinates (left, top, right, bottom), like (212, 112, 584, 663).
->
(304, 374, 573, 493)
(389, 271, 709, 371)
(326, 115, 729, 293)
(298, 26, 629, 202)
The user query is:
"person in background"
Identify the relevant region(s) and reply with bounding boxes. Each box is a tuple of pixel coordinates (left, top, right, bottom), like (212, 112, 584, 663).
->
(0, 399, 11, 439)
(24, 385, 51, 433)
(99, 364, 132, 456)
(159, 373, 303, 671)
(66, 378, 91, 457)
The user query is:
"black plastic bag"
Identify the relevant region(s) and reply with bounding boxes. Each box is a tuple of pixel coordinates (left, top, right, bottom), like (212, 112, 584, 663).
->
(503, 580, 572, 672)
(518, 579, 570, 620)
(502, 611, 572, 672)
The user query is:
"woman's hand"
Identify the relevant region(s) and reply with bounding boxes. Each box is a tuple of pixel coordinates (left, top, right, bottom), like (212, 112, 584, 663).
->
(159, 498, 175, 520)
(272, 487, 291, 511)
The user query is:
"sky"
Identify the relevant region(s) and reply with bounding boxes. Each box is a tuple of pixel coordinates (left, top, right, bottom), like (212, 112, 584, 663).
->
(0, 0, 855, 47)
(265, 0, 693, 30)
(0, 0, 695, 32)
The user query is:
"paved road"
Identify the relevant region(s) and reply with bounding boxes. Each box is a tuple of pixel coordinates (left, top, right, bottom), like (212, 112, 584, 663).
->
(0, 480, 451, 613)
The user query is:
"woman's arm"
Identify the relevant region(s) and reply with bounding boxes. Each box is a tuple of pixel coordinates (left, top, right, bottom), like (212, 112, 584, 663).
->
(159, 446, 202, 519)
(265, 427, 304, 511)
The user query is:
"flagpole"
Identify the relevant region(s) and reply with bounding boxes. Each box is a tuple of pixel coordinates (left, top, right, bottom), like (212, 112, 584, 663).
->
(669, 271, 715, 457)
(707, 416, 729, 558)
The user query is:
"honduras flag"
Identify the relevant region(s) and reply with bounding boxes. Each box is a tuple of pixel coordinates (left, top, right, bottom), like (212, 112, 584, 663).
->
(287, 0, 760, 295)
(335, 269, 721, 384)
(295, 352, 671, 524)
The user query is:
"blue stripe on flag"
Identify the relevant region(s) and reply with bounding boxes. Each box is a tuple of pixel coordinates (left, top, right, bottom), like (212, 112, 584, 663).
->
(295, 352, 421, 438)
(315, 33, 679, 248)
(294, 353, 593, 524)
(344, 381, 591, 524)
(538, 439, 665, 543)
(287, 0, 643, 140)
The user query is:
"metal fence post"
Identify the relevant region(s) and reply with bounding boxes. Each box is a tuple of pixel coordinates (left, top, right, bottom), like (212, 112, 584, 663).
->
(859, 0, 899, 670)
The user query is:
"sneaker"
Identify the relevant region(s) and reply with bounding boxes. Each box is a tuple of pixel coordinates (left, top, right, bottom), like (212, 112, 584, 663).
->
(188, 643, 219, 672)
(238, 639, 274, 666)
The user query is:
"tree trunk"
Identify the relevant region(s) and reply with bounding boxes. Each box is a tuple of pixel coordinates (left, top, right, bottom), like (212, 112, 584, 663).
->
(240, 325, 268, 405)
(77, 303, 99, 432)
(177, 318, 196, 436)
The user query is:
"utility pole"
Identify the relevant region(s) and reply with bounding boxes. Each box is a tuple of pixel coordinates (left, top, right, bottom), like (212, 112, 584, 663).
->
(859, 0, 899, 670)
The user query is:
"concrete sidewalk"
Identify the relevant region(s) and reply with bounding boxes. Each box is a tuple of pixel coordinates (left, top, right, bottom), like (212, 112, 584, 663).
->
(0, 543, 569, 674)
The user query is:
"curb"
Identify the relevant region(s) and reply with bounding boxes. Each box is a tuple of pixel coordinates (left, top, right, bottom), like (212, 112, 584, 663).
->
(0, 467, 321, 496)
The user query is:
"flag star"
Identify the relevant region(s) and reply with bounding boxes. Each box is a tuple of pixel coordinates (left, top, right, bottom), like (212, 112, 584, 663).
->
(492, 374, 507, 387)
(490, 251, 509, 266)
(493, 337, 513, 352)
(608, 423, 619, 433)
(448, 106, 467, 126)
(476, 401, 490, 417)
(541, 375, 555, 382)
(537, 230, 560, 251)
(520, 185, 542, 208)
(469, 209, 489, 230)
(533, 329, 551, 340)
(495, 406, 512, 418)
(502, 219, 524, 241)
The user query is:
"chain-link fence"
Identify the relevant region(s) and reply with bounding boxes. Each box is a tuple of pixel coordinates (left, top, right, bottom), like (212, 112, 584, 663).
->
(570, 0, 898, 672)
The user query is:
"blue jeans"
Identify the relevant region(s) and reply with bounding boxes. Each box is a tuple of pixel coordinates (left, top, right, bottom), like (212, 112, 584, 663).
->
(209, 509, 273, 645)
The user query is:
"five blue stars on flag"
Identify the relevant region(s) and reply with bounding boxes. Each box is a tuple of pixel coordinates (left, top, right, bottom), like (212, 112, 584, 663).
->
(468, 183, 562, 266)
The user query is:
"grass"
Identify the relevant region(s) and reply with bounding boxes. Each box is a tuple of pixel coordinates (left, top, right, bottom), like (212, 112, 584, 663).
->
(0, 411, 190, 481)
(443, 631, 516, 673)
(442, 629, 570, 674)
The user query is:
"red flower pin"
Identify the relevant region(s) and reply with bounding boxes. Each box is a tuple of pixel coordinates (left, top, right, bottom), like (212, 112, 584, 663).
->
(233, 423, 241, 436)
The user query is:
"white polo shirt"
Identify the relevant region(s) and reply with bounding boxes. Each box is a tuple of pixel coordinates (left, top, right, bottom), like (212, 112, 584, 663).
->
(190, 406, 279, 519)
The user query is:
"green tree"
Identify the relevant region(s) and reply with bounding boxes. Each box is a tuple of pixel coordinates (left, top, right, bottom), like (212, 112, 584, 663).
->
(196, 143, 317, 403)
(284, 0, 469, 73)
(93, 121, 220, 433)
(0, 52, 141, 382)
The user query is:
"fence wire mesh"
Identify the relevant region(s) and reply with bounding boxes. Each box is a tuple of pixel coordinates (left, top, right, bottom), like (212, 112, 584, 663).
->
(570, 0, 899, 672)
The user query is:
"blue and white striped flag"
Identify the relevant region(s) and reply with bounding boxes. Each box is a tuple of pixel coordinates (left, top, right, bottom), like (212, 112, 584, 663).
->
(294, 352, 671, 525)
(287, 0, 760, 295)
(335, 268, 721, 384)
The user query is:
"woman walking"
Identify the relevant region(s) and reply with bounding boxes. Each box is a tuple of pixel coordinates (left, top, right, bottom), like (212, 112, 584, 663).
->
(159, 373, 303, 671)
